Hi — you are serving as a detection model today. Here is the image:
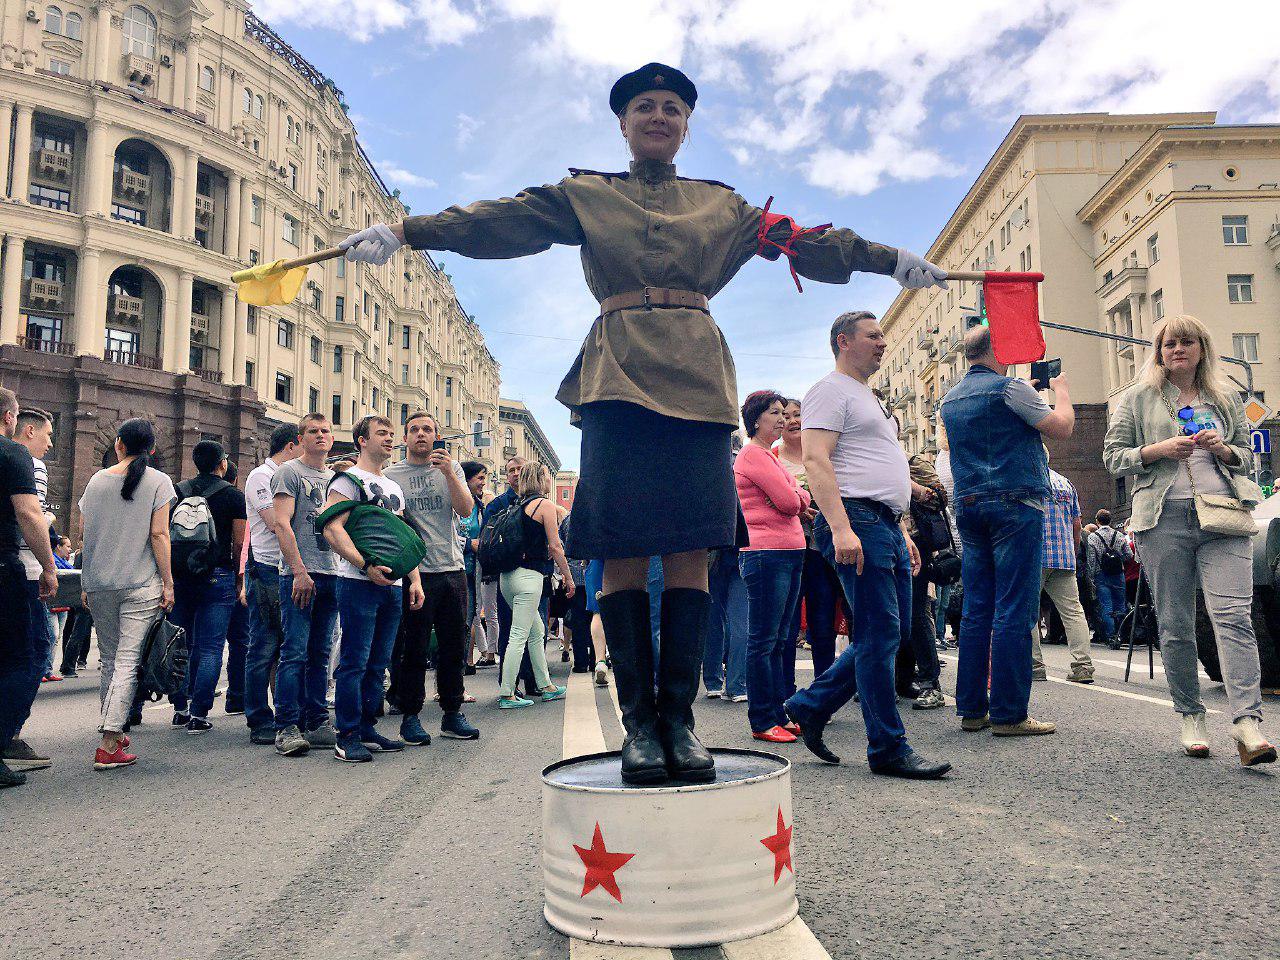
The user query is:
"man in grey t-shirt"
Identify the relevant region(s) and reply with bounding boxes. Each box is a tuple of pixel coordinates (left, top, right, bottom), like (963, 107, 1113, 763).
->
(383, 411, 479, 743)
(269, 414, 340, 755)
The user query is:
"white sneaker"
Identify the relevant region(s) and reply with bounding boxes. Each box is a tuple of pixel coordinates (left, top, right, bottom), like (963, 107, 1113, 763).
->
(1180, 713, 1210, 758)
(1230, 717, 1277, 767)
(704, 687, 723, 699)
(727, 694, 748, 703)
(594, 662, 609, 687)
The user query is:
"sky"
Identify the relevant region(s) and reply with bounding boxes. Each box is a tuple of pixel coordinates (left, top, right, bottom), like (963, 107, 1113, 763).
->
(252, 0, 1280, 470)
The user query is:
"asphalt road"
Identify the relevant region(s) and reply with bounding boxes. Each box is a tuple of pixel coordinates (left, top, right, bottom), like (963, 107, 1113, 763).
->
(3, 640, 1277, 960)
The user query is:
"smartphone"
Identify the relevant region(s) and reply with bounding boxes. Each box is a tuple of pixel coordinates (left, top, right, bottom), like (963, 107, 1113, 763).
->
(432, 439, 447, 450)
(1030, 358, 1061, 391)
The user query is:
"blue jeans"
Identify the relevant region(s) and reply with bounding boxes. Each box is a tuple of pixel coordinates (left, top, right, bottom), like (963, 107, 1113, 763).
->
(277, 572, 339, 732)
(934, 582, 954, 639)
(954, 497, 1044, 725)
(26, 580, 55, 684)
(705, 550, 748, 697)
(170, 567, 238, 719)
(796, 548, 840, 680)
(245, 561, 283, 732)
(786, 501, 912, 767)
(2, 571, 39, 746)
(334, 577, 403, 738)
(225, 595, 247, 708)
(741, 550, 804, 732)
(1094, 572, 1127, 644)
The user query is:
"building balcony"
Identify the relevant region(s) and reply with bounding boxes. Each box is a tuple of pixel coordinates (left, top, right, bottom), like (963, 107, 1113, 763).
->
(121, 53, 156, 87)
(22, 277, 63, 309)
(1097, 263, 1148, 312)
(34, 149, 72, 183)
(1267, 223, 1280, 267)
(17, 334, 74, 356)
(104, 348, 161, 370)
(195, 195, 214, 223)
(194, 367, 223, 384)
(502, 445, 518, 459)
(108, 293, 144, 324)
(115, 169, 150, 200)
(916, 327, 935, 349)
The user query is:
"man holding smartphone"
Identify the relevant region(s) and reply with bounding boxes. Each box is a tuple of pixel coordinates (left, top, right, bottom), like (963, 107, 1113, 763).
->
(385, 412, 480, 743)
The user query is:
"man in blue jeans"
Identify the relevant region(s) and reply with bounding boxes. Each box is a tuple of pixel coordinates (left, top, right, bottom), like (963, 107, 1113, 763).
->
(940, 325, 1073, 737)
(322, 415, 425, 763)
(784, 311, 950, 780)
(1086, 510, 1133, 650)
(170, 440, 247, 734)
(703, 548, 748, 701)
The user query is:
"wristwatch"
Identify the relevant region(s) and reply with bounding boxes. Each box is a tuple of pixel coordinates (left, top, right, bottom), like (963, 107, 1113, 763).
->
(359, 558, 370, 573)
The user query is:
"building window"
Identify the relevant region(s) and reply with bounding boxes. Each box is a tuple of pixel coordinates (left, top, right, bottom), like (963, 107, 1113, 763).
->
(1222, 215, 1248, 245)
(111, 203, 145, 225)
(1233, 333, 1260, 363)
(1151, 289, 1164, 321)
(317, 146, 326, 171)
(242, 87, 252, 113)
(275, 372, 293, 405)
(250, 195, 262, 225)
(400, 403, 409, 425)
(401, 325, 410, 349)
(245, 360, 255, 386)
(248, 249, 260, 265)
(445, 409, 452, 427)
(308, 386, 319, 413)
(401, 363, 409, 385)
(29, 185, 71, 210)
(287, 163, 298, 192)
(1146, 234, 1159, 264)
(253, 94, 264, 119)
(198, 65, 214, 92)
(309, 284, 322, 311)
(121, 5, 157, 58)
(246, 305, 258, 334)
(336, 258, 345, 279)
(281, 214, 298, 246)
(310, 335, 321, 364)
(334, 295, 345, 323)
(48, 58, 72, 76)
(332, 394, 342, 425)
(1227, 274, 1254, 304)
(45, 6, 63, 33)
(333, 345, 343, 373)
(371, 386, 379, 408)
(373, 302, 381, 329)
(286, 116, 295, 144)
(445, 377, 453, 398)
(317, 187, 324, 212)
(277, 318, 294, 349)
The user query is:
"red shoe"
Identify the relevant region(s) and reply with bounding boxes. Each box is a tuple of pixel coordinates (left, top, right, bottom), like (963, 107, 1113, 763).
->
(752, 726, 798, 743)
(782, 722, 802, 737)
(94, 744, 138, 771)
(43, 673, 64, 682)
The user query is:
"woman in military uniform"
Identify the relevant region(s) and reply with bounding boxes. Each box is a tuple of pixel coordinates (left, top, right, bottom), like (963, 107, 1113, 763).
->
(340, 62, 947, 784)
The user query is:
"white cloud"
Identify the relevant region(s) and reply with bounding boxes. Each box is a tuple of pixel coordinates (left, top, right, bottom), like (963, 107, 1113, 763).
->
(378, 162, 438, 188)
(456, 113, 482, 148)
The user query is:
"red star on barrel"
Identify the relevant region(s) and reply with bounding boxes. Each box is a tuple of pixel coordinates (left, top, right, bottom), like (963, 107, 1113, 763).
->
(760, 807, 793, 884)
(574, 822, 635, 903)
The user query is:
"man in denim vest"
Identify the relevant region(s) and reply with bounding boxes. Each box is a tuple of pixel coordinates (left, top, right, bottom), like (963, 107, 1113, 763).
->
(940, 326, 1073, 736)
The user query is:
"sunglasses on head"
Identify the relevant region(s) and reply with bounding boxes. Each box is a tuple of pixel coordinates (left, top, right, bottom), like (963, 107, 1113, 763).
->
(1177, 406, 1202, 436)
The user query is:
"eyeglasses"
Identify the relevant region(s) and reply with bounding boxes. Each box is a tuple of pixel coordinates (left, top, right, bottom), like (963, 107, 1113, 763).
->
(1177, 406, 1202, 436)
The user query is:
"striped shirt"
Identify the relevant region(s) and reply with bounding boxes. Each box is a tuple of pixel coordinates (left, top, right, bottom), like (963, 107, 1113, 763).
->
(1042, 469, 1079, 571)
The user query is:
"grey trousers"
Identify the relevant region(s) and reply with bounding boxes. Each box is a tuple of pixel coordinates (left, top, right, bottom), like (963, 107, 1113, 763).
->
(86, 578, 164, 734)
(1135, 499, 1262, 722)
(1031, 567, 1094, 674)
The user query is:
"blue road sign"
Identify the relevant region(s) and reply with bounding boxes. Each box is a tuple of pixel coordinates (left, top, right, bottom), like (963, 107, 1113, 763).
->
(1251, 428, 1271, 454)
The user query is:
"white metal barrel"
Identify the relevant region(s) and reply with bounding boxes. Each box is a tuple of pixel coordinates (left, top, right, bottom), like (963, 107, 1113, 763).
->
(542, 748, 797, 948)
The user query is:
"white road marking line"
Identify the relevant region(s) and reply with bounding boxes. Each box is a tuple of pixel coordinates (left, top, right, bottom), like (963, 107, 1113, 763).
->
(936, 654, 1221, 714)
(721, 917, 830, 960)
(569, 942, 674, 960)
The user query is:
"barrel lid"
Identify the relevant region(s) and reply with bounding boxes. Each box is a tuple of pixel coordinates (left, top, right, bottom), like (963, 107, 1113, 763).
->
(542, 748, 789, 794)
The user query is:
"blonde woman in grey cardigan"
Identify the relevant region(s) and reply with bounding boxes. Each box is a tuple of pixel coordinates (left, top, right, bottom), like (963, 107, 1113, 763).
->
(1103, 314, 1272, 766)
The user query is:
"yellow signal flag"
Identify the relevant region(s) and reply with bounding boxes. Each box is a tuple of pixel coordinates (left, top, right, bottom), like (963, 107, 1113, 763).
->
(231, 260, 308, 307)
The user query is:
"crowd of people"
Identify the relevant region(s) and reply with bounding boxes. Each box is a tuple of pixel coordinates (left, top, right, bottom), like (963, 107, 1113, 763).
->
(0, 308, 1274, 787)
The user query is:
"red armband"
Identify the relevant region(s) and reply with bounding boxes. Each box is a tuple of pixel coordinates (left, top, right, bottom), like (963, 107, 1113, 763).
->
(754, 196, 832, 293)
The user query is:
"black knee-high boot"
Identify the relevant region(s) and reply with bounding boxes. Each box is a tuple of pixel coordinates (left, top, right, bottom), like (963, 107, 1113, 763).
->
(658, 588, 715, 782)
(597, 590, 667, 784)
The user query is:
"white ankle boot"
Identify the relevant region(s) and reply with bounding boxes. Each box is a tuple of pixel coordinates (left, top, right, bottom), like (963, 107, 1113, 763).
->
(1180, 713, 1210, 758)
(1231, 717, 1277, 767)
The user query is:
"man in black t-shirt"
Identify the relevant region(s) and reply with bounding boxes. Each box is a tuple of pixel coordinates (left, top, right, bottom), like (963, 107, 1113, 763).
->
(0, 387, 58, 788)
(169, 440, 247, 734)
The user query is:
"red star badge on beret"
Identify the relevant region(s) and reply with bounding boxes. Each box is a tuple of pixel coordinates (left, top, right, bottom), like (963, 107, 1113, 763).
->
(760, 807, 793, 883)
(574, 822, 635, 903)
(653, 74, 665, 85)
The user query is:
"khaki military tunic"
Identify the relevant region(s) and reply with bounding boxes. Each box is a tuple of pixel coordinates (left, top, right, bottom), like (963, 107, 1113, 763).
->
(402, 158, 898, 427)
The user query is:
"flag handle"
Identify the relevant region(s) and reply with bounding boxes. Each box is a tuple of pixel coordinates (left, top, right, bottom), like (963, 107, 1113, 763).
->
(944, 271, 985, 281)
(231, 246, 346, 283)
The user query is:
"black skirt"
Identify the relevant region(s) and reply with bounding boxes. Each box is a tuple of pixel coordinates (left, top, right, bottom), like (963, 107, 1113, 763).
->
(565, 401, 747, 561)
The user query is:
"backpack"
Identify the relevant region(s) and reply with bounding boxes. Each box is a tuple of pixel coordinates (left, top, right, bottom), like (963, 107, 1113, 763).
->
(313, 471, 426, 581)
(478, 496, 539, 578)
(1096, 529, 1126, 576)
(910, 501, 953, 555)
(135, 616, 188, 701)
(170, 476, 230, 580)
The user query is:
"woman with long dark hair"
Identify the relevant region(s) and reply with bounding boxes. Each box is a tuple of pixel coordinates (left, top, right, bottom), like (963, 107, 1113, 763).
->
(79, 418, 176, 771)
(458, 460, 492, 668)
(338, 63, 944, 783)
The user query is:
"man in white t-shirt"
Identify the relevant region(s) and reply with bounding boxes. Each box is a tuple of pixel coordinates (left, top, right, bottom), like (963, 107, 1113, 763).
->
(242, 423, 298, 743)
(322, 415, 424, 763)
(784, 311, 951, 781)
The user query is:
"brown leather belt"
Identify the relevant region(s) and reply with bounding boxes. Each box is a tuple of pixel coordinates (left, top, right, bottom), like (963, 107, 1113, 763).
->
(599, 287, 709, 315)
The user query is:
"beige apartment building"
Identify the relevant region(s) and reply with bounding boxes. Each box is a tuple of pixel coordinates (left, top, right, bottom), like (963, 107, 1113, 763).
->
(498, 398, 561, 475)
(0, 0, 501, 527)
(880, 112, 1280, 514)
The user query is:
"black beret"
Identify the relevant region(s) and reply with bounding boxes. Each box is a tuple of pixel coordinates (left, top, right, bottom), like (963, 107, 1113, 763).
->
(609, 62, 697, 117)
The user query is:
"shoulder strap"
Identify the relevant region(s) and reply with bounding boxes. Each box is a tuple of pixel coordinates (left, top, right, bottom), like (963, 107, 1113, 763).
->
(677, 175, 736, 191)
(568, 167, 629, 180)
(327, 470, 368, 503)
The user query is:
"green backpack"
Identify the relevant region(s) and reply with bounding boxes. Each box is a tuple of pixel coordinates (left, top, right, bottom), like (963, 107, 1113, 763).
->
(314, 471, 427, 581)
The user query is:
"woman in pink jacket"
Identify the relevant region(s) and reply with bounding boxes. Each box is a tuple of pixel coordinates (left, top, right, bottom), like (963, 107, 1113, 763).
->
(734, 391, 812, 743)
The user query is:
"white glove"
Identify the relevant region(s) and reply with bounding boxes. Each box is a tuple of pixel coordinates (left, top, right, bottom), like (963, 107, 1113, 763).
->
(893, 248, 948, 290)
(340, 223, 402, 266)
